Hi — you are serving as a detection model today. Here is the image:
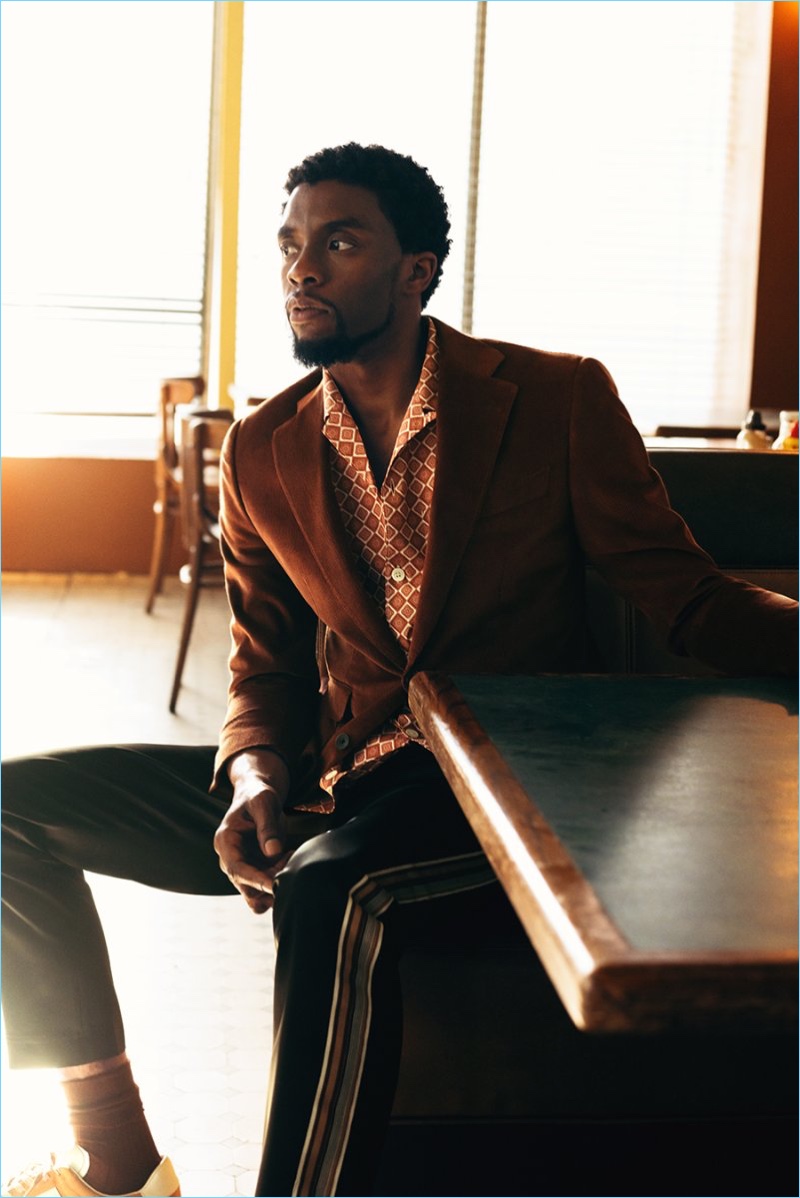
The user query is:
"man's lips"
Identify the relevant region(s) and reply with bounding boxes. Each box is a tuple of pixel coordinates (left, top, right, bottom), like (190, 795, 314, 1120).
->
(290, 308, 329, 325)
(287, 298, 332, 325)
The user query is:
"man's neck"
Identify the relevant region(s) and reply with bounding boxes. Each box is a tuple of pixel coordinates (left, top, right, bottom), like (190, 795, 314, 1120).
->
(327, 316, 428, 422)
(327, 317, 429, 486)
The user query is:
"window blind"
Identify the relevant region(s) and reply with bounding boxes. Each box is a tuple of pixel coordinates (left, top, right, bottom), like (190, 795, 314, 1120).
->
(473, 1, 772, 433)
(1, 0, 214, 434)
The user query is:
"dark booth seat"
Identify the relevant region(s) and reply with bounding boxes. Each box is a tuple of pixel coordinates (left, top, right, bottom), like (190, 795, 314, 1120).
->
(375, 448, 798, 1198)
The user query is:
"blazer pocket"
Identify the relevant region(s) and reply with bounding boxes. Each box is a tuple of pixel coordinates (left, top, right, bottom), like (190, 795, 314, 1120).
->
(481, 465, 550, 517)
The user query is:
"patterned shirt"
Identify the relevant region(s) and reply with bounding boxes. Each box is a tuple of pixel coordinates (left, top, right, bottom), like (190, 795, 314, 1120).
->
(319, 318, 440, 796)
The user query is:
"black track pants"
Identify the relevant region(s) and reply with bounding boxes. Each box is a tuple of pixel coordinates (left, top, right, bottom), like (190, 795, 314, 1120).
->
(2, 743, 496, 1195)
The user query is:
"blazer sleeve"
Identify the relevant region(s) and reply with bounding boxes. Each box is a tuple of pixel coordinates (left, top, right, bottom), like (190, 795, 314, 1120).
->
(212, 420, 321, 791)
(568, 358, 797, 675)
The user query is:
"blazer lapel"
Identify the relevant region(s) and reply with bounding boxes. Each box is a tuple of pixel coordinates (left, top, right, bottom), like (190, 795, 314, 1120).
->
(409, 323, 517, 663)
(272, 383, 405, 673)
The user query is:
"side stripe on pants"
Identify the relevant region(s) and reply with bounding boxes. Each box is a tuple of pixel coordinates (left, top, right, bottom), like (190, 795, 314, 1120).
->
(293, 850, 497, 1196)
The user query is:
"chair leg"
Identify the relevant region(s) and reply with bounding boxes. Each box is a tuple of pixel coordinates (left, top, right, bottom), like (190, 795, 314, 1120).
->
(169, 548, 203, 713)
(145, 491, 177, 614)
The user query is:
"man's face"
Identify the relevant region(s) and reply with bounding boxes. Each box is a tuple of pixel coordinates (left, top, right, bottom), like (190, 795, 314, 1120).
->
(278, 180, 407, 368)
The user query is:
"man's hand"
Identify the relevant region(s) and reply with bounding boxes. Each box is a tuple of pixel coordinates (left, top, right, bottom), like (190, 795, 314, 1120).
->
(214, 748, 292, 914)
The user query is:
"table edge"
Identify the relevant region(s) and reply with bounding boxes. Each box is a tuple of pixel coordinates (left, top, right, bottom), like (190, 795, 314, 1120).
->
(409, 671, 798, 1033)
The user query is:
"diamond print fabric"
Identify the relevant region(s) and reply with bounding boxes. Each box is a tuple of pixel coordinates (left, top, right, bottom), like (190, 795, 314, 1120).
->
(319, 319, 440, 795)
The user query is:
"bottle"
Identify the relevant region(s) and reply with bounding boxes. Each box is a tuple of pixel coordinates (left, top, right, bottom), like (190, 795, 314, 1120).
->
(771, 411, 799, 452)
(736, 409, 772, 450)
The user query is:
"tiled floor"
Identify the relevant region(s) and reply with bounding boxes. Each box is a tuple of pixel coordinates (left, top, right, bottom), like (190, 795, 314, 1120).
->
(1, 574, 276, 1197)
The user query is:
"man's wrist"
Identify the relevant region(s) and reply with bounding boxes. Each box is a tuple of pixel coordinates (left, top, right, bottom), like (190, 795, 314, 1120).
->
(227, 746, 290, 791)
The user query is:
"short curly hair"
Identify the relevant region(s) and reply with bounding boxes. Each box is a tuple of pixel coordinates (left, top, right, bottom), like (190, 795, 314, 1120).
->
(284, 142, 451, 308)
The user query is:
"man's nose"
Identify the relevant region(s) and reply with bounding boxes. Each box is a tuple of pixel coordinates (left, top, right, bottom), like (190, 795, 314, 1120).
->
(287, 245, 324, 287)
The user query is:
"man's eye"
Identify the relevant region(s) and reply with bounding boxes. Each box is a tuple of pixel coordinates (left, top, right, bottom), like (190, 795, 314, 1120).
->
(279, 244, 297, 258)
(329, 237, 354, 252)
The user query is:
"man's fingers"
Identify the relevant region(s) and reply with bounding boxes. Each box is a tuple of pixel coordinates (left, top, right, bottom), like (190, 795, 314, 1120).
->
(232, 861, 293, 914)
(226, 857, 275, 896)
(240, 883, 274, 915)
(213, 779, 291, 913)
(223, 850, 293, 907)
(249, 792, 287, 859)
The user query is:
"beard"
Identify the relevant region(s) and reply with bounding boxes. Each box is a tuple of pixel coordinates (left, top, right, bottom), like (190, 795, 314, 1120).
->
(291, 303, 396, 368)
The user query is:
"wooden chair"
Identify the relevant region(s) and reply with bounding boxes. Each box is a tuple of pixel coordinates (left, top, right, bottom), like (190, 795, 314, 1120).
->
(168, 411, 233, 713)
(144, 376, 205, 614)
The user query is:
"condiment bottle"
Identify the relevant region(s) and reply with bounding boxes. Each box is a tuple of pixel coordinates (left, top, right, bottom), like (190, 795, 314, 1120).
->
(772, 411, 799, 452)
(736, 409, 772, 450)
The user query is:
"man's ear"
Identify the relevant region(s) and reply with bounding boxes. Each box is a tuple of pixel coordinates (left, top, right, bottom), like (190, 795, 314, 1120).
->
(404, 252, 438, 296)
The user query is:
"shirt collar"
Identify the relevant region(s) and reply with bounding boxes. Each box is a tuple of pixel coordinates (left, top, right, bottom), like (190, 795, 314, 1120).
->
(322, 317, 440, 424)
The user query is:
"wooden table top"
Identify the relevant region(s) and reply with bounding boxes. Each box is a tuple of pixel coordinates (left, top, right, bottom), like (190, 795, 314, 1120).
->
(408, 672, 798, 1032)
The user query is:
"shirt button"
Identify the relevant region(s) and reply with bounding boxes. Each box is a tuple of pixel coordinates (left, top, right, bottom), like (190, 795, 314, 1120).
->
(391, 566, 406, 583)
(405, 726, 421, 740)
(335, 733, 351, 751)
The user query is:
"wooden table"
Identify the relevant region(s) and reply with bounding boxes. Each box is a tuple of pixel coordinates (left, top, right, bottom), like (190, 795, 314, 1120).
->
(408, 672, 798, 1033)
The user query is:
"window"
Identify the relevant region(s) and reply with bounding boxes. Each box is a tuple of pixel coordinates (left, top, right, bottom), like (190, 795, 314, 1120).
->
(3, 2, 775, 450)
(473, 1, 772, 433)
(235, 0, 476, 400)
(235, 1, 772, 434)
(1, 0, 213, 452)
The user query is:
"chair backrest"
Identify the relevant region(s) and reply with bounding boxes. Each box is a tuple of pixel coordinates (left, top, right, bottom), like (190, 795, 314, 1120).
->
(179, 411, 234, 550)
(587, 448, 798, 674)
(647, 448, 798, 570)
(159, 376, 205, 472)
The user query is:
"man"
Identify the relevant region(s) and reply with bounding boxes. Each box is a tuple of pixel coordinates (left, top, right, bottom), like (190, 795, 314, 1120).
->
(3, 142, 796, 1198)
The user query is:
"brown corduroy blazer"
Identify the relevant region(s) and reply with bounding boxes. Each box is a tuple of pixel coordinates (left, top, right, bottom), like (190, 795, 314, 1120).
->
(213, 319, 796, 796)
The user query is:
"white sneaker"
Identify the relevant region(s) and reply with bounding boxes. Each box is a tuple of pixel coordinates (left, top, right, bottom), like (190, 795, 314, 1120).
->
(3, 1147, 181, 1197)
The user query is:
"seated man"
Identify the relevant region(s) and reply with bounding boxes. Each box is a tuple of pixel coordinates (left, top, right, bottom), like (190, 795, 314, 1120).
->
(3, 142, 796, 1198)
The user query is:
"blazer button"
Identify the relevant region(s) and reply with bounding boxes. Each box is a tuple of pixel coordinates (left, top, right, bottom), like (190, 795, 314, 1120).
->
(335, 733, 351, 751)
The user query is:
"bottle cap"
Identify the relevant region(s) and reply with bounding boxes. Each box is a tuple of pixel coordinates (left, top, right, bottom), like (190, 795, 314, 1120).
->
(743, 409, 766, 430)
